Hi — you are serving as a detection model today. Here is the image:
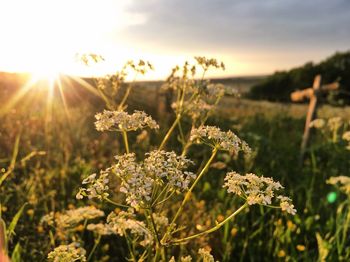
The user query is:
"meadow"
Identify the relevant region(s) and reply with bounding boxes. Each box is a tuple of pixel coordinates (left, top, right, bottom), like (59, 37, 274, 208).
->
(1, 58, 350, 261)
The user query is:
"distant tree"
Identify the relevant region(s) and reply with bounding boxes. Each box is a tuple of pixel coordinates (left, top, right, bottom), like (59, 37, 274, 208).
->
(247, 51, 350, 104)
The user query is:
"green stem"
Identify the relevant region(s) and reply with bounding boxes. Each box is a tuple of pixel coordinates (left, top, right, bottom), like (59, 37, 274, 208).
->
(171, 203, 248, 244)
(147, 209, 166, 262)
(177, 119, 186, 145)
(87, 234, 101, 261)
(104, 198, 130, 208)
(162, 148, 218, 243)
(124, 231, 136, 262)
(118, 85, 132, 111)
(122, 131, 130, 154)
(151, 185, 169, 206)
(159, 115, 181, 150)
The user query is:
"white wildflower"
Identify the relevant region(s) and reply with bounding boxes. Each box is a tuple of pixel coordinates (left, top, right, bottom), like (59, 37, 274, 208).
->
(342, 131, 350, 141)
(76, 169, 110, 200)
(277, 196, 297, 215)
(113, 153, 153, 208)
(198, 248, 215, 262)
(190, 126, 251, 154)
(172, 99, 213, 122)
(152, 213, 169, 229)
(107, 211, 153, 247)
(224, 172, 283, 205)
(327, 176, 350, 195)
(327, 117, 343, 132)
(87, 223, 115, 235)
(47, 242, 86, 262)
(309, 119, 325, 129)
(144, 150, 196, 191)
(112, 151, 196, 208)
(94, 110, 159, 132)
(224, 172, 295, 215)
(206, 83, 225, 98)
(41, 206, 104, 230)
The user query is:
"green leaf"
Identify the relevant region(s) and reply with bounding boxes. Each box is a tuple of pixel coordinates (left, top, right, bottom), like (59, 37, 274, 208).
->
(0, 133, 20, 187)
(7, 203, 28, 240)
(10, 242, 22, 262)
(316, 232, 331, 262)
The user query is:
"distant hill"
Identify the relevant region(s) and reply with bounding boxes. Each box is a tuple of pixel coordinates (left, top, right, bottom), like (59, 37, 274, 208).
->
(247, 51, 350, 104)
(0, 71, 266, 118)
(0, 71, 264, 100)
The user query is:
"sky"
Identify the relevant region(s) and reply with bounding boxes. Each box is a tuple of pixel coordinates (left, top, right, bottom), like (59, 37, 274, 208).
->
(0, 0, 349, 79)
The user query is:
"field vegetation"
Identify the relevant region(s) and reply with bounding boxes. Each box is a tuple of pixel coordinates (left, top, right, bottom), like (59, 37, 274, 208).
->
(0, 56, 350, 261)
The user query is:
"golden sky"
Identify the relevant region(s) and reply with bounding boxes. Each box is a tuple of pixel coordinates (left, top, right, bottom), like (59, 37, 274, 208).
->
(0, 0, 349, 80)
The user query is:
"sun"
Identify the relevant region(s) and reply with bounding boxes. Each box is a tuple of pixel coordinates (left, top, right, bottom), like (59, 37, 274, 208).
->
(30, 66, 61, 87)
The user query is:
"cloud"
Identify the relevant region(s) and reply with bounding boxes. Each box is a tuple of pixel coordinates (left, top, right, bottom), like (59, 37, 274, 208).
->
(122, 0, 350, 53)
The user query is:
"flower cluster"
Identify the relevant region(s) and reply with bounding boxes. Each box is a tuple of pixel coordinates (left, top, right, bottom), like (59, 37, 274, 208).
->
(278, 196, 297, 215)
(327, 176, 350, 195)
(223, 172, 296, 215)
(206, 83, 225, 98)
(76, 169, 110, 200)
(107, 211, 153, 247)
(144, 150, 195, 190)
(309, 119, 326, 129)
(327, 116, 343, 132)
(310, 117, 350, 145)
(152, 213, 169, 230)
(190, 126, 251, 154)
(47, 242, 87, 262)
(113, 153, 153, 208)
(342, 131, 350, 150)
(112, 151, 195, 208)
(95, 110, 159, 132)
(162, 59, 225, 121)
(343, 131, 350, 141)
(41, 206, 105, 230)
(198, 248, 216, 262)
(194, 56, 225, 71)
(87, 223, 115, 236)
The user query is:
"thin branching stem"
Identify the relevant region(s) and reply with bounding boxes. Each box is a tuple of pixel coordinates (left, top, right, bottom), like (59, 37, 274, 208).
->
(159, 114, 181, 150)
(104, 198, 130, 208)
(87, 234, 101, 261)
(163, 147, 218, 243)
(171, 203, 248, 244)
(122, 131, 130, 154)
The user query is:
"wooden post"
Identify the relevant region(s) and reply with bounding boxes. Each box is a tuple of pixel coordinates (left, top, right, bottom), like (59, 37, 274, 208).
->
(300, 75, 321, 158)
(290, 75, 339, 163)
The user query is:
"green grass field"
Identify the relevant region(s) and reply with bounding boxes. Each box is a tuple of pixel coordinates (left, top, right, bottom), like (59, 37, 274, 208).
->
(1, 69, 350, 261)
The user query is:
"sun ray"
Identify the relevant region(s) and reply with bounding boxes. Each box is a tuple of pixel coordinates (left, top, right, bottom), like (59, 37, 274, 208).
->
(44, 78, 55, 139)
(69, 75, 100, 97)
(57, 76, 71, 121)
(0, 77, 38, 116)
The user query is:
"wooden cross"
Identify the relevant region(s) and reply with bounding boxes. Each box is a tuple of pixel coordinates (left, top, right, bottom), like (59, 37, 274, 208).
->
(290, 75, 339, 161)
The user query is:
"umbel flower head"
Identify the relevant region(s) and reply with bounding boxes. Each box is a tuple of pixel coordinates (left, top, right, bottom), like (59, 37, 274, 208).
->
(107, 211, 153, 247)
(112, 151, 195, 208)
(190, 125, 251, 155)
(86, 211, 156, 245)
(95, 110, 159, 132)
(41, 206, 105, 230)
(223, 172, 296, 215)
(76, 169, 110, 200)
(48, 242, 86, 262)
